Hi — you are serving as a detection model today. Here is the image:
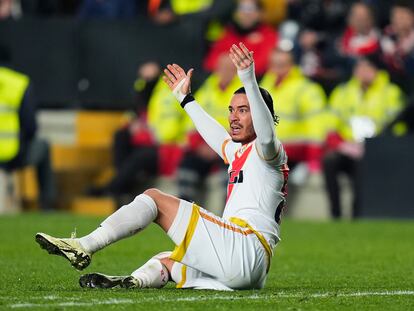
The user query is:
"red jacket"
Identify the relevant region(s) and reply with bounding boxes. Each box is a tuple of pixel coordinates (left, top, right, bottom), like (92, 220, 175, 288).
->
(340, 27, 380, 56)
(204, 24, 278, 75)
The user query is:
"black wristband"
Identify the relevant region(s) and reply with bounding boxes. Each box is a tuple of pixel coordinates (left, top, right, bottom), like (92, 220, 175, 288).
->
(180, 93, 195, 108)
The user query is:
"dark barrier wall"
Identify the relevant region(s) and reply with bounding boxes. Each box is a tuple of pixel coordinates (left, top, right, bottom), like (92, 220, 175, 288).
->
(361, 135, 414, 219)
(0, 19, 78, 106)
(0, 17, 206, 109)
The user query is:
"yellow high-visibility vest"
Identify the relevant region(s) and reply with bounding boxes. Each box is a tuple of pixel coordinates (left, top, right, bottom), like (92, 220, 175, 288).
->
(170, 0, 212, 15)
(260, 66, 328, 145)
(147, 78, 189, 144)
(328, 71, 404, 142)
(0, 67, 29, 162)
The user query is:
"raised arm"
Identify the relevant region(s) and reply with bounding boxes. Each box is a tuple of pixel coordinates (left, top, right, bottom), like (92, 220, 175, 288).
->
(229, 43, 279, 161)
(163, 64, 231, 159)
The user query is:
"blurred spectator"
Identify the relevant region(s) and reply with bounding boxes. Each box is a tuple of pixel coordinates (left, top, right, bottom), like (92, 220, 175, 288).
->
(380, 0, 414, 96)
(323, 55, 405, 219)
(294, 29, 343, 93)
(0, 46, 56, 210)
(260, 48, 328, 183)
(203, 0, 278, 75)
(77, 0, 137, 19)
(177, 54, 241, 206)
(296, 30, 324, 78)
(337, 1, 381, 75)
(88, 62, 187, 198)
(0, 0, 20, 19)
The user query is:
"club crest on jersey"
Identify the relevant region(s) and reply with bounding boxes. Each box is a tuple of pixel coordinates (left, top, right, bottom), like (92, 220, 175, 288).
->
(229, 170, 244, 184)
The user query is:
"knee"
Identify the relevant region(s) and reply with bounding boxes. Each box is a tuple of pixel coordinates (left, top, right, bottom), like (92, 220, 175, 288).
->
(144, 188, 163, 201)
(143, 188, 181, 224)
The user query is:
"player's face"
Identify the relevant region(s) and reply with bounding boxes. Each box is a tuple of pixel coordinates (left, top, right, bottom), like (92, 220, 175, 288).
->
(228, 94, 256, 144)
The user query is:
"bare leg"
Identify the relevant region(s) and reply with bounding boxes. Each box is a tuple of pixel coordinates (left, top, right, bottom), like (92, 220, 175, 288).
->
(143, 188, 180, 231)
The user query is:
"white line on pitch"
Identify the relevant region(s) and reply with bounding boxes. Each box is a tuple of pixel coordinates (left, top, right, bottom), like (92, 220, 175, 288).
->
(10, 298, 134, 308)
(8, 290, 414, 308)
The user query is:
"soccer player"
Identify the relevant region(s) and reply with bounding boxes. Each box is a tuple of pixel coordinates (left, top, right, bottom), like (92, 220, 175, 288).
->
(35, 43, 289, 291)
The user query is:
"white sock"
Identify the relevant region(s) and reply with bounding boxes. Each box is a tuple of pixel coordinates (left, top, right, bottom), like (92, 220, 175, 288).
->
(78, 194, 157, 254)
(131, 258, 169, 288)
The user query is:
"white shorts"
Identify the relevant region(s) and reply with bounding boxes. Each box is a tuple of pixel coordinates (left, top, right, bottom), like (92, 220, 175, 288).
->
(167, 200, 269, 290)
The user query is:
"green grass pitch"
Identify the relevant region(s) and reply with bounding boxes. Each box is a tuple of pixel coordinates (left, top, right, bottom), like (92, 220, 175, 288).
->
(0, 213, 413, 310)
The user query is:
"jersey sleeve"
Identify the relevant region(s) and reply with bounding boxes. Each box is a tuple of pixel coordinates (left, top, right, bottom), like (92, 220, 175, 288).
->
(237, 64, 281, 162)
(184, 99, 232, 161)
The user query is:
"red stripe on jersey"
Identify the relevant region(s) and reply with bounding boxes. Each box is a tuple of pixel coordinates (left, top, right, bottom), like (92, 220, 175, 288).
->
(280, 163, 289, 197)
(226, 143, 253, 203)
(275, 163, 289, 224)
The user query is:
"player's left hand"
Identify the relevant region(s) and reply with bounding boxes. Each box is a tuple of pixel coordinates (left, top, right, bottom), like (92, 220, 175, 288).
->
(162, 63, 193, 96)
(229, 42, 254, 71)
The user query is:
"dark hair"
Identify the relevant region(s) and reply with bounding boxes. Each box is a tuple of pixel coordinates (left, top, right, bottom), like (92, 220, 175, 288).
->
(394, 0, 414, 13)
(234, 86, 279, 125)
(358, 52, 385, 69)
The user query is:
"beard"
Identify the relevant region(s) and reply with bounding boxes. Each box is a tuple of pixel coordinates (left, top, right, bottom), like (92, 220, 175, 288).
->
(231, 137, 243, 143)
(230, 132, 256, 144)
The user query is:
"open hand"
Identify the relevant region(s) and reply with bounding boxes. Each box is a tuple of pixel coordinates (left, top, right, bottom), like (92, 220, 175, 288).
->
(162, 63, 194, 96)
(229, 43, 254, 71)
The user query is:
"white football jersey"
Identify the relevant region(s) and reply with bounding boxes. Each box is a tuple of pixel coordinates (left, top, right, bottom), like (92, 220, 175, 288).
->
(221, 139, 289, 249)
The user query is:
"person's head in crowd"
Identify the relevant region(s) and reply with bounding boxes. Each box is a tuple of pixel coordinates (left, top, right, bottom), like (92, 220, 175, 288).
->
(299, 30, 319, 51)
(0, 0, 12, 20)
(133, 61, 162, 114)
(353, 54, 383, 89)
(390, 0, 414, 37)
(269, 47, 295, 79)
(138, 61, 161, 81)
(215, 54, 237, 87)
(234, 0, 263, 30)
(347, 2, 376, 35)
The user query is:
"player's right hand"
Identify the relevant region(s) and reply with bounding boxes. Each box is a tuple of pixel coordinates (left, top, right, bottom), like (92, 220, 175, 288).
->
(163, 64, 193, 102)
(229, 42, 254, 71)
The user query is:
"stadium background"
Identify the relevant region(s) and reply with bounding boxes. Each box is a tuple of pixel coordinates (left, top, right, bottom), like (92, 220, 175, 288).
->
(0, 0, 413, 309)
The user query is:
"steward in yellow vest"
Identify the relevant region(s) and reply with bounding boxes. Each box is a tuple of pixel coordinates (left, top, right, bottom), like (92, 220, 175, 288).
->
(0, 66, 32, 164)
(0, 64, 56, 210)
(323, 55, 404, 219)
(327, 68, 404, 144)
(260, 49, 328, 171)
(147, 77, 189, 145)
